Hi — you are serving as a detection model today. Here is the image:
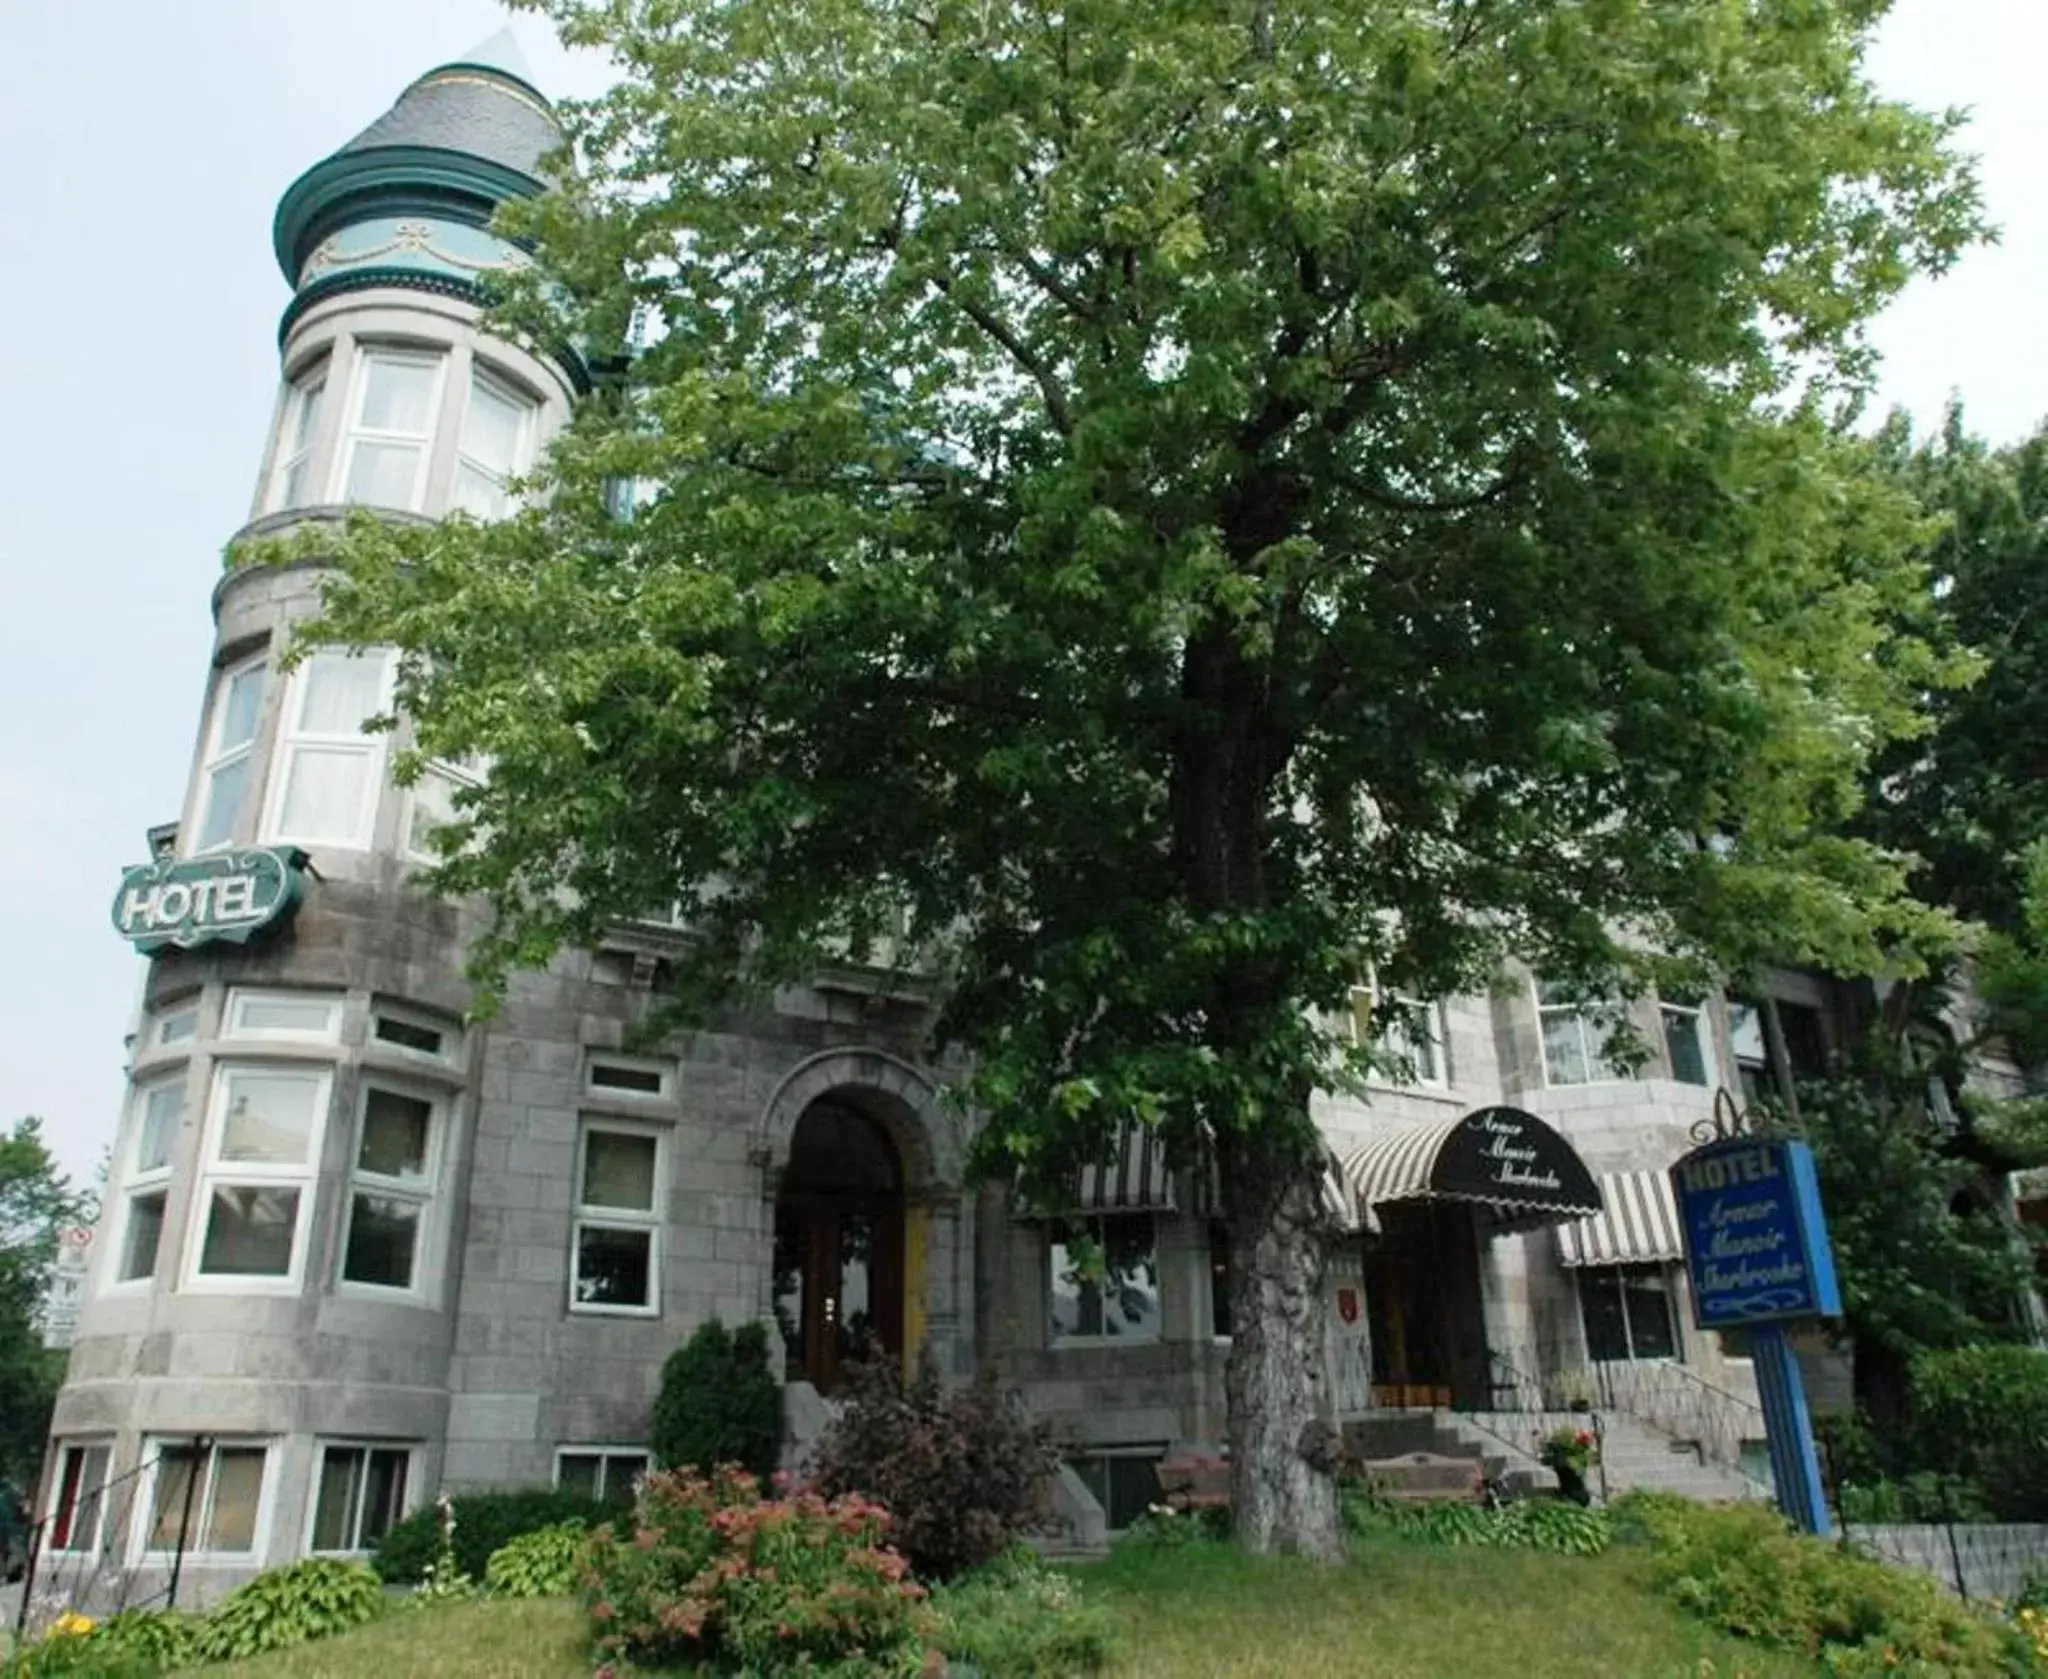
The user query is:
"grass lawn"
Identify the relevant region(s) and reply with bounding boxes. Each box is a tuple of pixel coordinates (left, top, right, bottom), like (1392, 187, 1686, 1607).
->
(193, 1539, 1819, 1678)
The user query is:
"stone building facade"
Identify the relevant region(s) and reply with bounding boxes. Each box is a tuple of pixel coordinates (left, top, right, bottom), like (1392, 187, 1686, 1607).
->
(45, 38, 1832, 1591)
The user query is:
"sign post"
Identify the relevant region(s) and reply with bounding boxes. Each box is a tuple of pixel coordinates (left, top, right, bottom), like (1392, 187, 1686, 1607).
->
(1669, 1102, 1842, 1536)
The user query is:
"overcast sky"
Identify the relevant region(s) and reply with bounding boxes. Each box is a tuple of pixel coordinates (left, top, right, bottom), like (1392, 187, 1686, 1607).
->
(0, 3, 2041, 1185)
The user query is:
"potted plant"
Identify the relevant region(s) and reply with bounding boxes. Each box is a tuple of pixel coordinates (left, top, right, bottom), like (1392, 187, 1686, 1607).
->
(1539, 1426, 1599, 1506)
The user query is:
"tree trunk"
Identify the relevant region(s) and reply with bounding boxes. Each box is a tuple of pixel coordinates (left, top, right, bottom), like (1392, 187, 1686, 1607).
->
(1221, 1127, 1344, 1559)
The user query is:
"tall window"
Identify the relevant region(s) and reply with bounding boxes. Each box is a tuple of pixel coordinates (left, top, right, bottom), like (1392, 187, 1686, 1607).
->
(1729, 997, 1829, 1105)
(405, 756, 485, 862)
(189, 1065, 329, 1288)
(1048, 1214, 1160, 1344)
(191, 657, 268, 854)
(138, 1440, 269, 1558)
(571, 1124, 663, 1314)
(47, 1442, 112, 1554)
(1659, 1000, 1714, 1087)
(1350, 984, 1448, 1087)
(340, 1085, 442, 1293)
(265, 648, 392, 849)
(1208, 1219, 1233, 1339)
(309, 1444, 411, 1553)
(450, 368, 537, 519)
(1536, 981, 1625, 1086)
(1579, 1265, 1680, 1362)
(114, 1078, 183, 1286)
(336, 349, 443, 510)
(268, 365, 327, 511)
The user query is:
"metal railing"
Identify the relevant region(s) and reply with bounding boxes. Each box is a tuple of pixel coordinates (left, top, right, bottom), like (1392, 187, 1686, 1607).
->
(1589, 1357, 1766, 1485)
(12, 1439, 208, 1639)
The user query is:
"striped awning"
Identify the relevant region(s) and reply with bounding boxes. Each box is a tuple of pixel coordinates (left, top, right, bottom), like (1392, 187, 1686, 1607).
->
(1338, 1107, 1604, 1231)
(1074, 1123, 1177, 1213)
(1555, 1169, 1684, 1267)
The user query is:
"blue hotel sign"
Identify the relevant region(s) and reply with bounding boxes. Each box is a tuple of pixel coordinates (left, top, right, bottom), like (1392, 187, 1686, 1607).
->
(1672, 1136, 1842, 1328)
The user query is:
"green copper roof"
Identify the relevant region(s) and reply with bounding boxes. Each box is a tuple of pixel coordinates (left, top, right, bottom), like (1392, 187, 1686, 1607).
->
(272, 37, 560, 287)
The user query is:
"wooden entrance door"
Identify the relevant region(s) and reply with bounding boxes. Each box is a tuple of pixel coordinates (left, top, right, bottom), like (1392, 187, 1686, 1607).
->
(771, 1099, 906, 1392)
(1364, 1200, 1489, 1409)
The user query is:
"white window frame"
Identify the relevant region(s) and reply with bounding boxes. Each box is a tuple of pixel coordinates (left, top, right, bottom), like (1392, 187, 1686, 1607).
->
(223, 988, 344, 1044)
(183, 1062, 332, 1295)
(108, 1076, 185, 1291)
(1658, 998, 1716, 1088)
(261, 648, 396, 851)
(267, 361, 328, 512)
(1047, 1212, 1162, 1347)
(584, 1053, 674, 1102)
(188, 654, 269, 856)
(46, 1440, 114, 1556)
(551, 1446, 651, 1503)
(1348, 982, 1450, 1089)
(305, 1441, 416, 1556)
(569, 1120, 666, 1318)
(451, 364, 539, 520)
(337, 1080, 446, 1300)
(331, 346, 445, 513)
(1535, 980, 1626, 1088)
(130, 1438, 276, 1564)
(154, 1003, 200, 1047)
(369, 1003, 462, 1067)
(404, 756, 485, 863)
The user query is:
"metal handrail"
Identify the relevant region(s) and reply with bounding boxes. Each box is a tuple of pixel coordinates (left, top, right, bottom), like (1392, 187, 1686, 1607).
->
(1592, 1356, 1766, 1484)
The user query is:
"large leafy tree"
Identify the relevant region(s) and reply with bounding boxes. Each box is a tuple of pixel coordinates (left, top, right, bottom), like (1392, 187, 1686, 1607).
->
(303, 0, 1981, 1552)
(0, 1119, 93, 1498)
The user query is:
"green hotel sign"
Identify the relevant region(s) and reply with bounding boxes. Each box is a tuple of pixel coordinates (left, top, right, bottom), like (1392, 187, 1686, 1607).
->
(111, 847, 309, 952)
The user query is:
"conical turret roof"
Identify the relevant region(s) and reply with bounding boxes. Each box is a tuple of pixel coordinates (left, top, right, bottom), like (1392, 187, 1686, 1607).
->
(336, 32, 559, 183)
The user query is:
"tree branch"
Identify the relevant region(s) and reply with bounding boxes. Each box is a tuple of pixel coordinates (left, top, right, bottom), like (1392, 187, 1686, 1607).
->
(925, 270, 1076, 436)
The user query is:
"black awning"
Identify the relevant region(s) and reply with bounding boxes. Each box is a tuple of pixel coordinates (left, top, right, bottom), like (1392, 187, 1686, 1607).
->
(1339, 1106, 1603, 1232)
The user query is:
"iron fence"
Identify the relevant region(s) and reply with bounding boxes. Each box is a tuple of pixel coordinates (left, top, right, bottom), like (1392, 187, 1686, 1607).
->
(1820, 1435, 2048, 1603)
(11, 1438, 210, 1639)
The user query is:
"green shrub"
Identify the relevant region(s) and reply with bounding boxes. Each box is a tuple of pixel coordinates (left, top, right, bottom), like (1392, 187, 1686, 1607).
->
(484, 1518, 587, 1598)
(1118, 1505, 1227, 1549)
(371, 1487, 618, 1583)
(582, 1465, 931, 1675)
(1614, 1492, 2029, 1675)
(192, 1557, 387, 1662)
(1908, 1345, 2048, 1521)
(649, 1318, 782, 1481)
(1338, 1492, 1611, 1557)
(1836, 1471, 1993, 1525)
(810, 1356, 1059, 1580)
(931, 1552, 1115, 1676)
(0, 1618, 161, 1679)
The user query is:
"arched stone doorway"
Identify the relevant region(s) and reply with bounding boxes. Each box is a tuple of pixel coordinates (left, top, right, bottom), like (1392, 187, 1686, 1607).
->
(773, 1099, 906, 1392)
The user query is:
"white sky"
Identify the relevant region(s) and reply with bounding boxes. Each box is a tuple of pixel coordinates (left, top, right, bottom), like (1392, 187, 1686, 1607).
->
(0, 2, 2039, 1184)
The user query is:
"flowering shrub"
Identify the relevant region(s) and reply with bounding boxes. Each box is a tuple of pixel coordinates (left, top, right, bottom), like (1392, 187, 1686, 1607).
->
(581, 1465, 932, 1675)
(811, 1357, 1059, 1579)
(1538, 1427, 1598, 1475)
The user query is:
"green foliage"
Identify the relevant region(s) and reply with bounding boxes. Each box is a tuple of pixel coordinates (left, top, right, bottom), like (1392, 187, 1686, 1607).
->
(0, 1118, 93, 1497)
(1615, 1492, 2031, 1676)
(648, 1318, 781, 1481)
(929, 1552, 1115, 1677)
(305, 0, 1985, 1552)
(1119, 1505, 1228, 1549)
(1836, 1472, 1992, 1526)
(75, 1610, 206, 1671)
(193, 1557, 387, 1662)
(1906, 1345, 2048, 1521)
(371, 1488, 618, 1584)
(1339, 1492, 1611, 1557)
(810, 1356, 1059, 1580)
(580, 1464, 931, 1675)
(483, 1519, 587, 1598)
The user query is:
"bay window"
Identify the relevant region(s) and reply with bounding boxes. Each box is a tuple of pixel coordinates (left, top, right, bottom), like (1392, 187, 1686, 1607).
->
(138, 1440, 271, 1559)
(309, 1444, 412, 1553)
(340, 1084, 443, 1293)
(224, 987, 343, 1043)
(268, 364, 327, 511)
(114, 1077, 184, 1285)
(450, 367, 537, 519)
(191, 657, 268, 854)
(189, 1064, 329, 1288)
(405, 756, 484, 861)
(264, 648, 393, 849)
(1536, 981, 1625, 1086)
(1048, 1213, 1160, 1344)
(336, 349, 442, 511)
(570, 1123, 664, 1314)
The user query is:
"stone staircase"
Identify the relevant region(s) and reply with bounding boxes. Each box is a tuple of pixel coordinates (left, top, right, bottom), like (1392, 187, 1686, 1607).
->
(1590, 1409, 1765, 1502)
